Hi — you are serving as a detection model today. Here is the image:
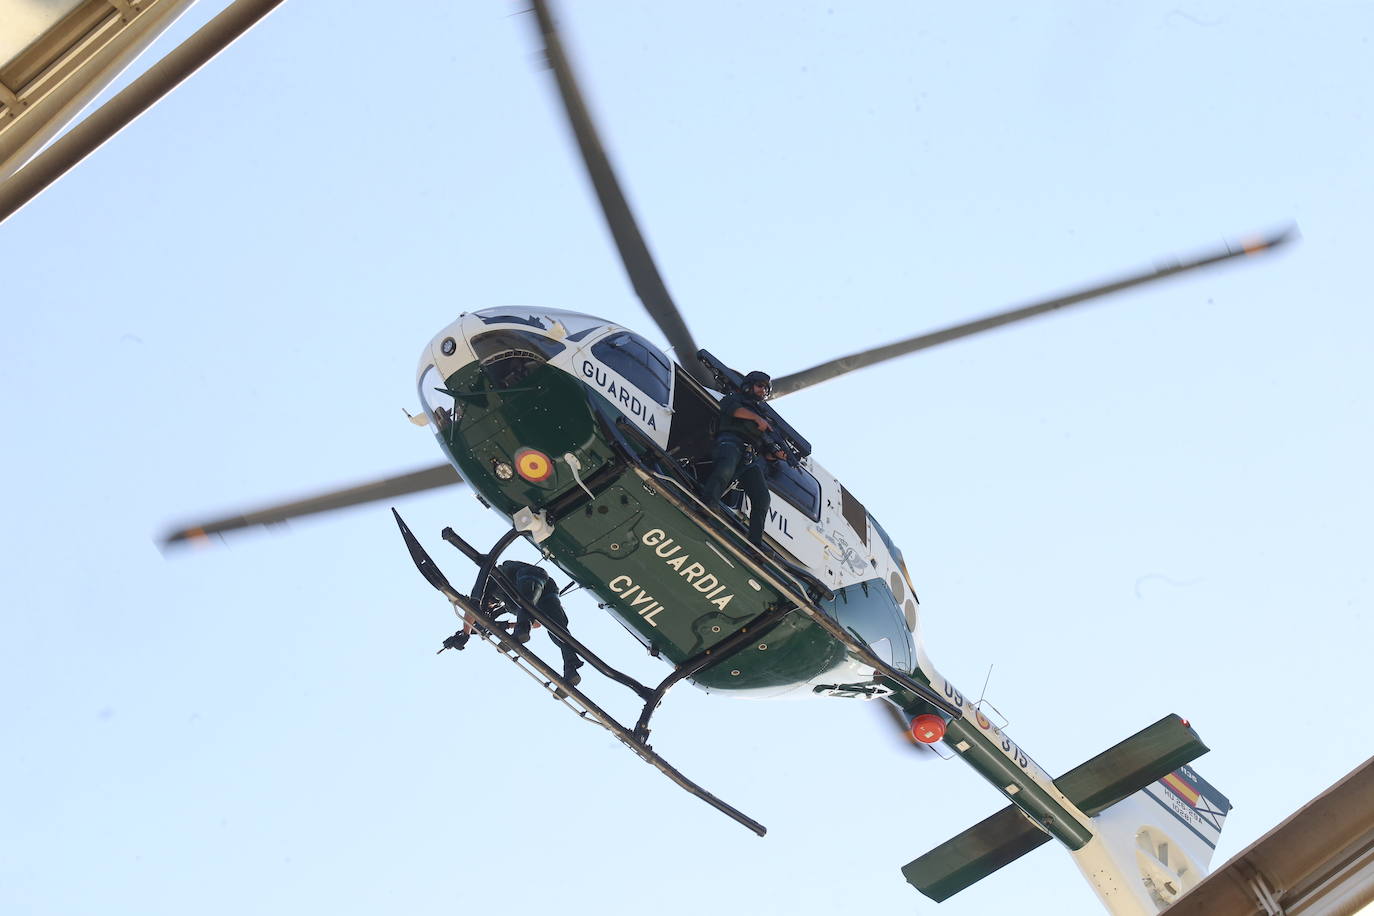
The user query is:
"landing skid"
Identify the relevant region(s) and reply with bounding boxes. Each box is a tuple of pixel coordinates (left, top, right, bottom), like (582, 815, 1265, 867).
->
(392, 508, 770, 836)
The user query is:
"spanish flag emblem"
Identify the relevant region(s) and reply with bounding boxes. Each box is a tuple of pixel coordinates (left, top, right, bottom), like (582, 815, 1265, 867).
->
(1162, 771, 1201, 807)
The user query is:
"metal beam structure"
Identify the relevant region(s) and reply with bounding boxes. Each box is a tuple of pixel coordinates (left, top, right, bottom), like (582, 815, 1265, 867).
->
(1166, 757, 1374, 916)
(1, 0, 200, 181)
(0, 0, 284, 224)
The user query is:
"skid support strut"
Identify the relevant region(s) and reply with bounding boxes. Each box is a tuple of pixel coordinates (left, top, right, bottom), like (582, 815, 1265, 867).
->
(392, 509, 768, 836)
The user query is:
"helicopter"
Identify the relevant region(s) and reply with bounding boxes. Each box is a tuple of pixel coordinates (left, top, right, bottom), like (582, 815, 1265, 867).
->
(146, 2, 1296, 912)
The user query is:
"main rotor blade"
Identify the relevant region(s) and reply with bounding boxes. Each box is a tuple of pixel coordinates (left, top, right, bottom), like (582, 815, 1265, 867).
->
(770, 226, 1296, 398)
(160, 463, 463, 549)
(528, 1, 715, 389)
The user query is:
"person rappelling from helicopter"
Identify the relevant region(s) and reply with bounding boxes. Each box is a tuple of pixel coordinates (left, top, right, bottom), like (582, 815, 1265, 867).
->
(700, 370, 788, 548)
(445, 560, 584, 693)
(496, 560, 583, 689)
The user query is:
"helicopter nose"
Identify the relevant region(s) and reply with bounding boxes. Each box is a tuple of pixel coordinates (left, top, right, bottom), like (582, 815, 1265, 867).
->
(421, 318, 478, 379)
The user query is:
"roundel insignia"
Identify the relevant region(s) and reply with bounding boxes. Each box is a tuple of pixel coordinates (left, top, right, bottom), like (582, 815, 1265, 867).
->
(514, 447, 554, 482)
(976, 710, 991, 730)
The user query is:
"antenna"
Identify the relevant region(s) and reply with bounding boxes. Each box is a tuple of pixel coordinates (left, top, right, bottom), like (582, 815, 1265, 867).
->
(975, 665, 1010, 731)
(978, 665, 994, 706)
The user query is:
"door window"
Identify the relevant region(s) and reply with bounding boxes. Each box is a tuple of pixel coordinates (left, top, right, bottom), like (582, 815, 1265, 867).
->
(590, 331, 672, 405)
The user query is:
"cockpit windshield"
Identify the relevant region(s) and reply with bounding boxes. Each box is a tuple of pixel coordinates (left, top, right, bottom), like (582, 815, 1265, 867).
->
(419, 366, 459, 441)
(471, 329, 565, 390)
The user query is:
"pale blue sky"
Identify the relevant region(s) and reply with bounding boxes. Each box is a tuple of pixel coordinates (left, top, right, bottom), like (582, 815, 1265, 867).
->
(3, 2, 1371, 914)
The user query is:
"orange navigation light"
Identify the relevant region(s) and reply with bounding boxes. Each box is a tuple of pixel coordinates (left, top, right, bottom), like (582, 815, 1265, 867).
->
(911, 714, 946, 745)
(514, 447, 554, 483)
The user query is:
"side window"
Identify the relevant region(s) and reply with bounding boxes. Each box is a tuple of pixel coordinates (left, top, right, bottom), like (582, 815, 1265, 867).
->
(831, 578, 912, 671)
(590, 332, 672, 405)
(765, 461, 821, 521)
(870, 515, 899, 562)
(871, 514, 918, 608)
(840, 484, 869, 546)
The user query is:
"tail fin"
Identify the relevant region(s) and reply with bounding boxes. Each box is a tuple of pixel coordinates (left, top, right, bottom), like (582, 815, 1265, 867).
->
(1134, 764, 1231, 864)
(903, 714, 1229, 909)
(1073, 764, 1231, 911)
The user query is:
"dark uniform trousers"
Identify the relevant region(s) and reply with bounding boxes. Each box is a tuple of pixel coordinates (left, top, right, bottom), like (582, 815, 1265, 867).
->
(499, 561, 582, 676)
(700, 433, 770, 546)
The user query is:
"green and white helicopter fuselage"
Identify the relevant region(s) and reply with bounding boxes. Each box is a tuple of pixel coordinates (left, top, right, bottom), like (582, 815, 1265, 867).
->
(416, 305, 930, 700)
(414, 306, 1230, 914)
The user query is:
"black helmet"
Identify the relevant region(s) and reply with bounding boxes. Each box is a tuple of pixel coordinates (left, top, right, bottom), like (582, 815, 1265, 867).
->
(743, 370, 772, 391)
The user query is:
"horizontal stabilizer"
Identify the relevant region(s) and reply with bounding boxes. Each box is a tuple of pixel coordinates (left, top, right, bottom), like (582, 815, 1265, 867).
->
(1054, 713, 1208, 816)
(901, 804, 1051, 902)
(902, 714, 1209, 902)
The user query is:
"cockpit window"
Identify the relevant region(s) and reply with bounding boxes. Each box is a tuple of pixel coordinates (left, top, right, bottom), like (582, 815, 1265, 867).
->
(870, 514, 898, 561)
(590, 331, 672, 405)
(419, 366, 460, 442)
(870, 513, 916, 599)
(766, 461, 822, 521)
(471, 329, 565, 390)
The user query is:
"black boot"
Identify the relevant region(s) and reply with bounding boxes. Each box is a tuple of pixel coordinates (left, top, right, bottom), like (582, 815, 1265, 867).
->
(553, 670, 581, 700)
(553, 661, 582, 699)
